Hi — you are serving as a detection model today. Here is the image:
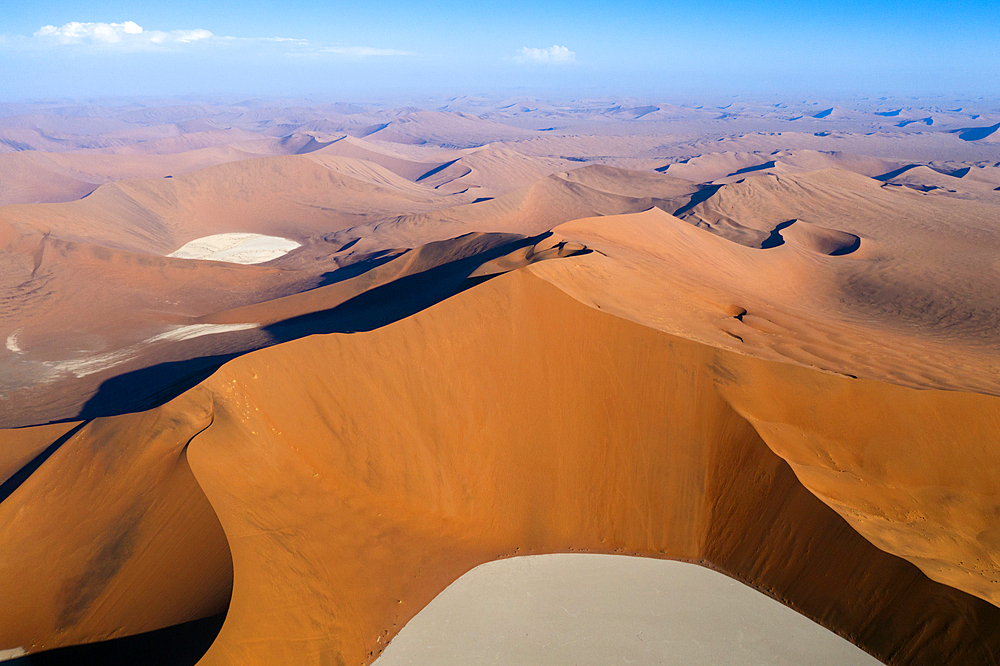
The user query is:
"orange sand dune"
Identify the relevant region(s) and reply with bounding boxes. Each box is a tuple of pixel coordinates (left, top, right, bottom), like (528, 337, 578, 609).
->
(411, 144, 575, 197)
(0, 131, 499, 207)
(0, 145, 287, 206)
(0, 389, 232, 652)
(2, 103, 1000, 665)
(339, 165, 701, 252)
(2, 270, 998, 666)
(535, 171, 1000, 396)
(880, 164, 1000, 200)
(308, 135, 446, 180)
(0, 160, 701, 429)
(659, 149, 904, 183)
(0, 228, 583, 427)
(0, 153, 456, 254)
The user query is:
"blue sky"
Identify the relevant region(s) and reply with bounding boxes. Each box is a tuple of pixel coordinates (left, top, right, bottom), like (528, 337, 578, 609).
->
(1, 0, 997, 100)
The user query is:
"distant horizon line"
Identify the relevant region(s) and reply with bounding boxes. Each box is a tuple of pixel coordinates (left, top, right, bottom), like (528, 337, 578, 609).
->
(2, 91, 999, 107)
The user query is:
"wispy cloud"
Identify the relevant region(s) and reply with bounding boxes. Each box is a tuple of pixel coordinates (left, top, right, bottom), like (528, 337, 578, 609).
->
(21, 21, 410, 58)
(515, 45, 576, 65)
(34, 21, 212, 46)
(317, 46, 415, 57)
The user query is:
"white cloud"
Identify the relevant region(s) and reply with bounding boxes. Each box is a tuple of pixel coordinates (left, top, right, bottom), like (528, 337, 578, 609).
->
(25, 21, 412, 58)
(516, 45, 576, 65)
(34, 21, 213, 46)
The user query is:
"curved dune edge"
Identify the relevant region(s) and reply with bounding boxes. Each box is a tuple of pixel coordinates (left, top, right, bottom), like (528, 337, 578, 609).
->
(374, 555, 881, 666)
(3, 268, 1000, 664)
(0, 390, 234, 655)
(177, 269, 998, 666)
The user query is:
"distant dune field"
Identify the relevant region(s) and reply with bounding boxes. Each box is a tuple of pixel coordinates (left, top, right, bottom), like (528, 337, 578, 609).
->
(1, 98, 999, 666)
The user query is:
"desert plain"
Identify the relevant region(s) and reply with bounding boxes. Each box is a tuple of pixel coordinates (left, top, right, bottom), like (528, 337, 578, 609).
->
(0, 96, 999, 665)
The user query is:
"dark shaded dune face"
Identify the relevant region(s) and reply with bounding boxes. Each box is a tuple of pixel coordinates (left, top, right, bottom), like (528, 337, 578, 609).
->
(687, 217, 860, 254)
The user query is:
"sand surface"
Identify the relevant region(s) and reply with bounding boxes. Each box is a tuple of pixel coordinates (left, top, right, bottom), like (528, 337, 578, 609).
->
(1, 98, 999, 665)
(375, 555, 881, 666)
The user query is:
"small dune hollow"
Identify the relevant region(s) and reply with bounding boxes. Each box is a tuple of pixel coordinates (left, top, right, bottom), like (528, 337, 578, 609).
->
(770, 220, 861, 256)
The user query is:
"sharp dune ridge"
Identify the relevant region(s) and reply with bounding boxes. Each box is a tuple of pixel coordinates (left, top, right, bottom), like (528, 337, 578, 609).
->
(1, 99, 999, 665)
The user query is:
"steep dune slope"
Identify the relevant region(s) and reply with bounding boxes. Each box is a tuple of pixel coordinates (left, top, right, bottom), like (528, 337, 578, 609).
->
(528, 169, 1000, 394)
(2, 269, 998, 665)
(526, 192, 1000, 608)
(0, 388, 232, 654)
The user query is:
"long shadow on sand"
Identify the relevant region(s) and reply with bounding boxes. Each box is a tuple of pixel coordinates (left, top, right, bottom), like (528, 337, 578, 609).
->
(75, 352, 244, 421)
(75, 234, 570, 421)
(6, 612, 226, 666)
(262, 236, 544, 343)
(672, 184, 723, 217)
(0, 422, 89, 504)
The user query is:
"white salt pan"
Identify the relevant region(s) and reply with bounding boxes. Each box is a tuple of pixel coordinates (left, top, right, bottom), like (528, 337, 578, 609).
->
(375, 555, 882, 666)
(168, 233, 301, 265)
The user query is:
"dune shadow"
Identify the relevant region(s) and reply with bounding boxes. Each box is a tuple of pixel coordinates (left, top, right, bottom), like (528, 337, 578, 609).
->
(874, 164, 920, 181)
(0, 422, 88, 504)
(6, 612, 226, 666)
(829, 235, 861, 256)
(728, 161, 776, 177)
(416, 159, 460, 182)
(673, 184, 723, 216)
(263, 233, 551, 343)
(76, 353, 243, 421)
(896, 118, 933, 127)
(760, 220, 796, 249)
(316, 250, 402, 288)
(954, 123, 1000, 142)
(76, 234, 557, 421)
